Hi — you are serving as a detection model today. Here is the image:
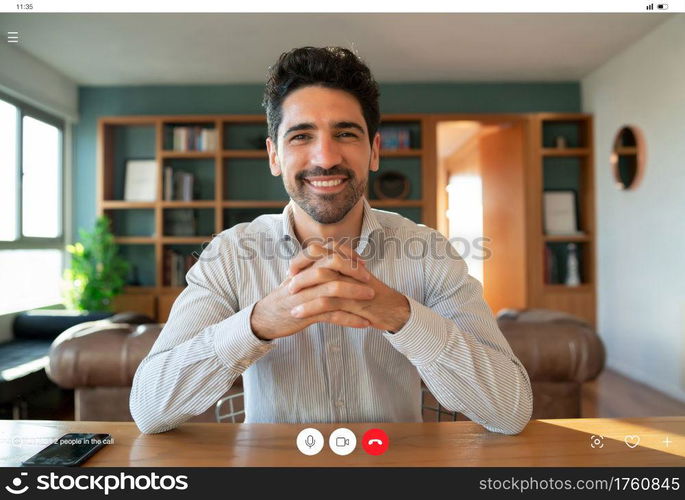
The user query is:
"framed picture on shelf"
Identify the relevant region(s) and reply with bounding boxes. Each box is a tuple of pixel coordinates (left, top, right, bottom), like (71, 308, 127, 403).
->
(124, 159, 157, 201)
(543, 190, 581, 235)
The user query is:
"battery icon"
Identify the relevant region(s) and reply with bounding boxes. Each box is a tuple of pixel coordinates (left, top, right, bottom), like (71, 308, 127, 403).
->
(657, 3, 668, 8)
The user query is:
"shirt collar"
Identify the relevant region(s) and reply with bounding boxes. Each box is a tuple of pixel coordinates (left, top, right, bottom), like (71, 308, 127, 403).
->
(280, 197, 383, 254)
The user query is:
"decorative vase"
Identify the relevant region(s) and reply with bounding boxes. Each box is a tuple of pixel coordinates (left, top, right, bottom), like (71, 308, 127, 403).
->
(565, 243, 581, 286)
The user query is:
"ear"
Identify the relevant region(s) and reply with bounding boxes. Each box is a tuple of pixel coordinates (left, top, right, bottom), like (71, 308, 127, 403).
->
(266, 136, 281, 176)
(369, 132, 381, 173)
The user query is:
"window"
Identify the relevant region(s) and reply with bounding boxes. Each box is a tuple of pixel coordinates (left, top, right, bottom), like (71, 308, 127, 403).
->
(447, 174, 484, 285)
(0, 95, 65, 315)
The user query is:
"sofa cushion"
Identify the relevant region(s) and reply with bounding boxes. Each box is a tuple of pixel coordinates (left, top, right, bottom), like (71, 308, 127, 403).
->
(0, 340, 52, 403)
(13, 310, 114, 341)
(48, 323, 162, 388)
(498, 318, 605, 383)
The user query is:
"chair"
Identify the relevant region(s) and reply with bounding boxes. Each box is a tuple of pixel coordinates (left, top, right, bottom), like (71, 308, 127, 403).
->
(215, 392, 245, 423)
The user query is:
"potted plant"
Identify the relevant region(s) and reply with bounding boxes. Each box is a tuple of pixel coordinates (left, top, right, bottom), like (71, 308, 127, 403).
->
(62, 216, 130, 312)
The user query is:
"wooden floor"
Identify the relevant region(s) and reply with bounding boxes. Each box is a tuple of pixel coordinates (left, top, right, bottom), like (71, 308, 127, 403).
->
(582, 368, 685, 418)
(422, 368, 685, 422)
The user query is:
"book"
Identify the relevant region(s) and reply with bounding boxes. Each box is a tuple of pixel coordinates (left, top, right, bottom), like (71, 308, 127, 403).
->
(171, 126, 217, 151)
(163, 167, 196, 201)
(164, 166, 173, 201)
(180, 172, 194, 201)
(380, 127, 412, 150)
(164, 209, 197, 236)
(164, 249, 196, 286)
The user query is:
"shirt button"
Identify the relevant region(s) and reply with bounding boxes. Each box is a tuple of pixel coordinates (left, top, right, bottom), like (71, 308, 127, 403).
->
(335, 400, 344, 408)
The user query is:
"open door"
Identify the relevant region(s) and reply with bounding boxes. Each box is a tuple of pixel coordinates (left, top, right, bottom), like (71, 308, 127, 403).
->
(437, 118, 528, 315)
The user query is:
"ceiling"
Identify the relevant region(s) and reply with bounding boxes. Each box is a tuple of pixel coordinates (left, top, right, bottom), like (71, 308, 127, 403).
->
(0, 13, 671, 85)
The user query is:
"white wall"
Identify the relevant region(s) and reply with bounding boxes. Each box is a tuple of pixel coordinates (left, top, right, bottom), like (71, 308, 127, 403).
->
(582, 14, 685, 403)
(0, 45, 78, 121)
(0, 44, 78, 121)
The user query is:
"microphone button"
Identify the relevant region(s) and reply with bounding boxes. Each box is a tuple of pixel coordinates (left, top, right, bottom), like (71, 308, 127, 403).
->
(296, 428, 324, 456)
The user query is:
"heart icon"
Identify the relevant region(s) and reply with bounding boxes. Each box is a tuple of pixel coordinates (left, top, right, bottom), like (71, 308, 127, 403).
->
(624, 435, 640, 448)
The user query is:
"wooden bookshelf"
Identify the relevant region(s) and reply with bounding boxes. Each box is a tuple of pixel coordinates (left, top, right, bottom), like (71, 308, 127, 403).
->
(160, 151, 215, 159)
(433, 112, 595, 327)
(543, 234, 591, 243)
(530, 113, 596, 325)
(541, 147, 591, 157)
(98, 114, 433, 321)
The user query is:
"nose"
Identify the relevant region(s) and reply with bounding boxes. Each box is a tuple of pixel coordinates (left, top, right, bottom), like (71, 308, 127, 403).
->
(311, 135, 343, 170)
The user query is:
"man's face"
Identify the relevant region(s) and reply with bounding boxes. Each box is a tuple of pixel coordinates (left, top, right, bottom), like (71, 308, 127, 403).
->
(266, 86, 380, 224)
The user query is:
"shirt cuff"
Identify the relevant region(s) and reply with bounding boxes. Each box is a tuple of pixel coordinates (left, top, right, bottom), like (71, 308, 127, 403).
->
(213, 301, 275, 372)
(382, 295, 451, 366)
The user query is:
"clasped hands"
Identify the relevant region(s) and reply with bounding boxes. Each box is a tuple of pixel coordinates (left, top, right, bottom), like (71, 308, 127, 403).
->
(250, 242, 410, 341)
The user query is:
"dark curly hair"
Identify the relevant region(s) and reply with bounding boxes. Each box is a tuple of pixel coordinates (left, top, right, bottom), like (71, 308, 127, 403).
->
(262, 46, 380, 148)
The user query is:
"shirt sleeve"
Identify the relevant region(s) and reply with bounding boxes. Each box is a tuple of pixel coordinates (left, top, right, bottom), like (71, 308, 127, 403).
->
(129, 233, 274, 434)
(382, 231, 533, 435)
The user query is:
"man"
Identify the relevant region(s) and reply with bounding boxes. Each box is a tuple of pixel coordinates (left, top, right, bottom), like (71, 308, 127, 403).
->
(130, 47, 533, 435)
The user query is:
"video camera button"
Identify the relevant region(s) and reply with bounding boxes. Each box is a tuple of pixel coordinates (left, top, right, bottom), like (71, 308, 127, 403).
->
(329, 428, 357, 456)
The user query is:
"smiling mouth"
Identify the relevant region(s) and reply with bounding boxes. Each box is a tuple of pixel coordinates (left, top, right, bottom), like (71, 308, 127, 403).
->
(305, 178, 347, 187)
(303, 177, 350, 191)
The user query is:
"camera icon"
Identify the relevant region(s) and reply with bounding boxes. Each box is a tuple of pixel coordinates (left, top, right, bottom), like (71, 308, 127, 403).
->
(590, 434, 604, 449)
(329, 428, 356, 456)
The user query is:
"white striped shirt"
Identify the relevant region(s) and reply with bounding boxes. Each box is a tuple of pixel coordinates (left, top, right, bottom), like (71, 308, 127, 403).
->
(130, 197, 533, 435)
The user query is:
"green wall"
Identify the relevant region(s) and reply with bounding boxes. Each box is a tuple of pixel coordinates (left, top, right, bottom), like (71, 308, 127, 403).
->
(74, 82, 581, 233)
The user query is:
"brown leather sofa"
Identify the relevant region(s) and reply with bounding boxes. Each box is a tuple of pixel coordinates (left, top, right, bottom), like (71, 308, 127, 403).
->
(47, 309, 604, 423)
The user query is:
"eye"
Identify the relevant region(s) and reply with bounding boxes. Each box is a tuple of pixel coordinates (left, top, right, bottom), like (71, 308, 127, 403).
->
(337, 131, 358, 138)
(290, 133, 311, 142)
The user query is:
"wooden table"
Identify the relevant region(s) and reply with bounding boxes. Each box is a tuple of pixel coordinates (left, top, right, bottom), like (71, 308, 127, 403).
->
(0, 417, 683, 467)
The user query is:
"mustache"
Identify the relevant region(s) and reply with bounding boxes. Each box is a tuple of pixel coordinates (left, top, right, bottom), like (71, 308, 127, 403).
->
(296, 167, 354, 181)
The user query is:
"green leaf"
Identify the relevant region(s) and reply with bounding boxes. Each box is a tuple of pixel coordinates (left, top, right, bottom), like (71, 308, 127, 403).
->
(62, 215, 130, 312)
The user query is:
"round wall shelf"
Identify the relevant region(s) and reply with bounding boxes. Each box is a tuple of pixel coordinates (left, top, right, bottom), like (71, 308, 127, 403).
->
(610, 125, 646, 190)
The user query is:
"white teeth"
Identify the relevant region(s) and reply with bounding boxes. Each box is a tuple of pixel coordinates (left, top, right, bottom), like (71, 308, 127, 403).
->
(309, 179, 344, 187)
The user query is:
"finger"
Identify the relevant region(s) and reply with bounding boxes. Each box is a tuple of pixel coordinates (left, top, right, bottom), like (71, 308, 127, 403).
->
(288, 243, 328, 277)
(292, 280, 375, 309)
(304, 279, 375, 301)
(289, 257, 371, 294)
(324, 240, 366, 267)
(322, 241, 368, 274)
(291, 297, 368, 319)
(315, 310, 370, 329)
(288, 243, 366, 276)
(312, 252, 370, 282)
(288, 267, 338, 294)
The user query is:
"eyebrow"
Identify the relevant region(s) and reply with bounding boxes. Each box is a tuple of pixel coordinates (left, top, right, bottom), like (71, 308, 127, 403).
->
(283, 121, 366, 137)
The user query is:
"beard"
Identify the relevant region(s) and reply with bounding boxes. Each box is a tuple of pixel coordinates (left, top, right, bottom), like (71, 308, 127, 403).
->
(284, 165, 367, 224)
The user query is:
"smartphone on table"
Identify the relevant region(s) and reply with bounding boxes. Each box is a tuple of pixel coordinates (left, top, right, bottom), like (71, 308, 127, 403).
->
(22, 433, 112, 466)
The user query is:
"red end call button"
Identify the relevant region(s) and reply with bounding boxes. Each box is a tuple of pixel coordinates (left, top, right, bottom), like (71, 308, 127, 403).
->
(362, 428, 389, 456)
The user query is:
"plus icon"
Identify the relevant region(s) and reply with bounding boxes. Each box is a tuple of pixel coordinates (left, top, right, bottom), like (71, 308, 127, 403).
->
(662, 436, 672, 448)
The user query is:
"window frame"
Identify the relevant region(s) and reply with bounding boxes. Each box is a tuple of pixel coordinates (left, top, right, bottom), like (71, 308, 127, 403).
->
(0, 90, 65, 250)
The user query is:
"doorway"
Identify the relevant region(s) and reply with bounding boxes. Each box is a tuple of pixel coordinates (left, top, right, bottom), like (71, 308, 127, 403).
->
(434, 116, 529, 315)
